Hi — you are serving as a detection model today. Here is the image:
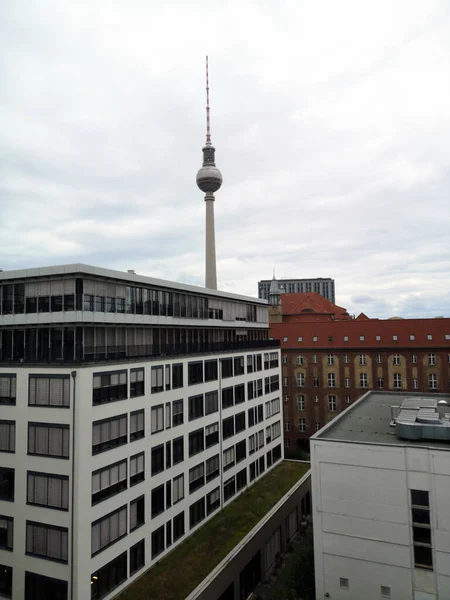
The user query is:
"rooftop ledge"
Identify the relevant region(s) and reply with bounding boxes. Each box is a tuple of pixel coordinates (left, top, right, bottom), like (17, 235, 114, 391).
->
(117, 460, 310, 600)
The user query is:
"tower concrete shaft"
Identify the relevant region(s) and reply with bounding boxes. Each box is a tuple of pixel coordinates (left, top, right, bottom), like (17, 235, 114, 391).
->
(205, 192, 217, 289)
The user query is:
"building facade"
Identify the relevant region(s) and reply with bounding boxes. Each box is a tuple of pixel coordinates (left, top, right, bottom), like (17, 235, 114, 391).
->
(268, 292, 450, 449)
(258, 278, 335, 303)
(311, 391, 450, 600)
(0, 264, 283, 600)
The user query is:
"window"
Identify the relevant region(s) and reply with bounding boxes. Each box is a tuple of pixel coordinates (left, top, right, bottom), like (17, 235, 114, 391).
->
(90, 552, 127, 600)
(411, 489, 432, 570)
(343, 336, 348, 342)
(340, 578, 349, 589)
(152, 526, 165, 558)
(328, 373, 336, 387)
(173, 436, 184, 465)
(429, 373, 438, 390)
(345, 395, 351, 404)
(381, 586, 391, 598)
(283, 377, 288, 387)
(413, 378, 419, 390)
(130, 410, 144, 441)
(189, 428, 204, 457)
(28, 423, 69, 458)
(272, 421, 281, 440)
(206, 454, 220, 482)
(343, 354, 349, 364)
(0, 516, 13, 551)
(313, 377, 319, 387)
(409, 334, 415, 341)
(328, 395, 337, 411)
(376, 354, 382, 363)
(189, 394, 204, 420)
(283, 337, 288, 343)
(376, 335, 381, 341)
(190, 497, 205, 529)
(312, 354, 317, 363)
(285, 421, 290, 431)
(0, 468, 14, 501)
(312, 336, 318, 342)
(93, 371, 127, 405)
(173, 511, 185, 542)
(284, 438, 291, 447)
(315, 422, 320, 432)
(393, 373, 402, 390)
(207, 488, 220, 514)
(130, 496, 145, 531)
(0, 564, 12, 598)
(298, 418, 306, 433)
(296, 355, 303, 366)
(92, 415, 126, 455)
(0, 421, 15, 453)
(91, 461, 126, 506)
(91, 506, 127, 556)
(151, 444, 164, 475)
(0, 375, 16, 405)
(427, 334, 433, 340)
(223, 416, 234, 440)
(29, 375, 70, 407)
(130, 452, 145, 486)
(130, 539, 145, 575)
(393, 335, 398, 341)
(151, 405, 164, 433)
(222, 387, 234, 409)
(327, 354, 334, 366)
(172, 400, 183, 427)
(188, 361, 203, 385)
(205, 422, 219, 448)
(189, 463, 205, 493)
(173, 474, 184, 504)
(236, 439, 246, 462)
(282, 355, 287, 364)
(297, 395, 305, 411)
(297, 336, 302, 343)
(412, 354, 418, 364)
(130, 368, 144, 397)
(223, 447, 235, 471)
(234, 356, 245, 375)
(359, 354, 366, 366)
(203, 359, 218, 382)
(378, 377, 384, 389)
(393, 354, 400, 366)
(26, 521, 68, 562)
(205, 391, 218, 414)
(313, 395, 319, 403)
(296, 373, 305, 387)
(235, 384, 245, 404)
(235, 411, 246, 433)
(360, 373, 368, 388)
(223, 476, 236, 502)
(428, 353, 436, 366)
(151, 365, 164, 393)
(172, 363, 183, 388)
(344, 377, 350, 388)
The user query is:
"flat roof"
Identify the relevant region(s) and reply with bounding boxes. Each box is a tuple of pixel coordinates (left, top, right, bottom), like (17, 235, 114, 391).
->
(0, 263, 267, 305)
(313, 391, 450, 450)
(116, 460, 310, 600)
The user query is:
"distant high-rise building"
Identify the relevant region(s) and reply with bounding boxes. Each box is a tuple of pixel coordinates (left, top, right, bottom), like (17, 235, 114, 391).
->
(258, 277, 335, 303)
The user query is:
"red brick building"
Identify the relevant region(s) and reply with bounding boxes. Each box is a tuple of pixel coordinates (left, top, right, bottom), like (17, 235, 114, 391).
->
(269, 291, 450, 451)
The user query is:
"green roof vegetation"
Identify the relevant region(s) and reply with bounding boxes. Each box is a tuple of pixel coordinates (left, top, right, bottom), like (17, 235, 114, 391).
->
(118, 460, 310, 600)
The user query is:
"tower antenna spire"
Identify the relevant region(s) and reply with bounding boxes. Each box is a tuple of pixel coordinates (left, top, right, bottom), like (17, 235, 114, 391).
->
(206, 55, 211, 145)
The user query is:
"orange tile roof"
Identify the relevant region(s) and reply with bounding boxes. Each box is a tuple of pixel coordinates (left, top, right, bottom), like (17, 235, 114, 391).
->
(270, 318, 450, 350)
(280, 292, 351, 320)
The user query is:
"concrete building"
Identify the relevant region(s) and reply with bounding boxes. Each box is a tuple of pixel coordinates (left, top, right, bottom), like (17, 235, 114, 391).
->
(258, 278, 335, 303)
(311, 391, 450, 600)
(268, 289, 450, 449)
(0, 264, 282, 600)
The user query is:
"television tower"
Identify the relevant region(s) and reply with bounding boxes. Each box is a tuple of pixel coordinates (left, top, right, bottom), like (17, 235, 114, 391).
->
(196, 56, 222, 290)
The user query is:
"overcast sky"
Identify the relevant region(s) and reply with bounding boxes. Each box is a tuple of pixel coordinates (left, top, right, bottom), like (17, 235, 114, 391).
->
(1, 1, 450, 319)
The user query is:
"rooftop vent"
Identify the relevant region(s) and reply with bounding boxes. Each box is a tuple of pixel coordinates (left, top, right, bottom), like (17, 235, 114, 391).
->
(127, 270, 136, 274)
(392, 397, 450, 442)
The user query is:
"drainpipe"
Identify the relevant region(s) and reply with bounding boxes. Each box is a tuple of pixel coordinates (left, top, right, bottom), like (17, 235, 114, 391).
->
(70, 371, 77, 600)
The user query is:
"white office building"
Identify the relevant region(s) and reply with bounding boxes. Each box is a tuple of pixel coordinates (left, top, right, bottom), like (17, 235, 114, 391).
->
(311, 391, 450, 600)
(258, 278, 335, 303)
(0, 264, 283, 600)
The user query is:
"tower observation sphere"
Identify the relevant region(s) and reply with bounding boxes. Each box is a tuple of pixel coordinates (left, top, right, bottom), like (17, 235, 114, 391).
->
(196, 154, 223, 194)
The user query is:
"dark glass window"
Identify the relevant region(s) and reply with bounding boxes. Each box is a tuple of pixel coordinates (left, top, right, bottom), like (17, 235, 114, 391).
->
(221, 358, 233, 378)
(130, 410, 145, 441)
(51, 296, 63, 312)
(166, 520, 172, 547)
(236, 468, 247, 491)
(92, 415, 127, 455)
(0, 467, 14, 501)
(64, 294, 75, 311)
(0, 420, 15, 452)
(93, 371, 127, 405)
(25, 571, 67, 600)
(130, 368, 145, 398)
(189, 497, 205, 529)
(173, 437, 184, 465)
(151, 445, 164, 475)
(189, 463, 205, 494)
(206, 454, 220, 482)
(0, 566, 12, 599)
(222, 387, 234, 409)
(38, 296, 50, 313)
(273, 444, 282, 462)
(26, 297, 37, 314)
(91, 551, 127, 600)
(188, 361, 203, 385)
(0, 375, 16, 406)
(205, 391, 218, 415)
(173, 511, 185, 541)
(189, 429, 204, 457)
(172, 400, 183, 427)
(235, 412, 246, 434)
(411, 490, 429, 507)
(91, 506, 127, 556)
(414, 545, 433, 570)
(151, 366, 164, 393)
(236, 440, 246, 463)
(130, 539, 145, 575)
(92, 461, 127, 505)
(205, 359, 218, 381)
(206, 487, 220, 515)
(205, 422, 219, 448)
(130, 496, 145, 531)
(152, 526, 165, 558)
(172, 364, 183, 389)
(222, 416, 234, 440)
(189, 394, 204, 420)
(151, 485, 165, 518)
(26, 521, 68, 563)
(0, 516, 13, 550)
(234, 356, 245, 375)
(224, 477, 236, 502)
(130, 452, 145, 487)
(234, 384, 245, 404)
